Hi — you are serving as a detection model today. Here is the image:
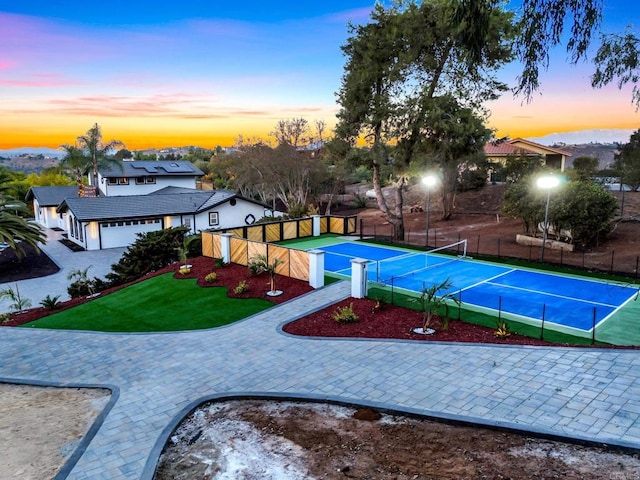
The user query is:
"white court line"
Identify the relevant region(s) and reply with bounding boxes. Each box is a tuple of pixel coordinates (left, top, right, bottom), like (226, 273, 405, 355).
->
(457, 268, 516, 293)
(482, 280, 620, 308)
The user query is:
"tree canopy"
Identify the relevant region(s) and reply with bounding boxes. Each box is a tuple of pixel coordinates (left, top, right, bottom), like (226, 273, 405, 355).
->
(336, 0, 515, 238)
(0, 194, 47, 258)
(614, 128, 640, 191)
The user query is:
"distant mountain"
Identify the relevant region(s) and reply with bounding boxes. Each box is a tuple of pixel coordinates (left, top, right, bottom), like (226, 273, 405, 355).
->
(557, 144, 618, 170)
(0, 147, 64, 159)
(527, 129, 633, 146)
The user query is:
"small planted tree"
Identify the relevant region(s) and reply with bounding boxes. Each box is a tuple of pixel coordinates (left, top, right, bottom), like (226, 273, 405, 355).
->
(248, 254, 284, 296)
(0, 284, 32, 312)
(413, 278, 459, 334)
(67, 265, 96, 297)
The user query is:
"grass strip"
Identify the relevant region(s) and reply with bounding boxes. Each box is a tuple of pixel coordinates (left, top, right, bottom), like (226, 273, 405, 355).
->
(20, 273, 273, 332)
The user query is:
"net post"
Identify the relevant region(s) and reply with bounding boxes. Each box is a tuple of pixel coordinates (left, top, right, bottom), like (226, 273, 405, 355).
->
(541, 304, 546, 341)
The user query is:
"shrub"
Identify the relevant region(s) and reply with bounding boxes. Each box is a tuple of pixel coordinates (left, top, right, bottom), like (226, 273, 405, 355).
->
(494, 319, 511, 338)
(204, 272, 217, 283)
(106, 226, 189, 286)
(68, 280, 93, 299)
(214, 258, 226, 268)
(40, 295, 61, 310)
(332, 303, 359, 323)
(0, 312, 11, 323)
(178, 266, 191, 275)
(234, 280, 248, 294)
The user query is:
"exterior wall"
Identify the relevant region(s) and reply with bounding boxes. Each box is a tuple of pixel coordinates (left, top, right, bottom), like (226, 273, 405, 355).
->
(31, 200, 59, 229)
(195, 200, 270, 232)
(97, 174, 197, 197)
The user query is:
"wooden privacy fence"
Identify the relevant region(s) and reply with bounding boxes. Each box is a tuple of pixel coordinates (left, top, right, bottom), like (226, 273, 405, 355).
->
(202, 232, 310, 281)
(214, 215, 357, 243)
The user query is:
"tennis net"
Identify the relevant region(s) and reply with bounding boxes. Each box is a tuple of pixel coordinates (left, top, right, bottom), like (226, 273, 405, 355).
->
(373, 239, 467, 285)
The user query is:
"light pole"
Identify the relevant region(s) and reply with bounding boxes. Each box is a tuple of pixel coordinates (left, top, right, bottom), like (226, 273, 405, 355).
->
(536, 174, 560, 262)
(422, 174, 437, 247)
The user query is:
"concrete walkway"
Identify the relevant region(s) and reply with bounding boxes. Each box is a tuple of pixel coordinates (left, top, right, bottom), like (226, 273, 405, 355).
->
(2, 239, 640, 479)
(0, 229, 126, 314)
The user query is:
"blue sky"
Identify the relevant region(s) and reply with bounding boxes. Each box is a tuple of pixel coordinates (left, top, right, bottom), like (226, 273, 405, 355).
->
(1, 1, 638, 149)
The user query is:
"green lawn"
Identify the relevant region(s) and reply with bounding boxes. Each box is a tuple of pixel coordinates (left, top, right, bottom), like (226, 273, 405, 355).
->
(20, 273, 274, 332)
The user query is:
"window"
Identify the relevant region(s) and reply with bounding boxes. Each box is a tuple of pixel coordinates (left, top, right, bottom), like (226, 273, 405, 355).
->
(108, 178, 118, 185)
(183, 218, 191, 229)
(135, 177, 145, 185)
(146, 176, 155, 184)
(209, 212, 219, 226)
(125, 221, 131, 226)
(102, 223, 109, 228)
(119, 178, 129, 185)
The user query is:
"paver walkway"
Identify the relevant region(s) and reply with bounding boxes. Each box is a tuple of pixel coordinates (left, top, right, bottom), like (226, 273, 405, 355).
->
(2, 282, 640, 478)
(0, 229, 126, 314)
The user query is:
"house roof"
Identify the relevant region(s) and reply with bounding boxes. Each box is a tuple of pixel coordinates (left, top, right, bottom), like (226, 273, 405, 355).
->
(484, 138, 572, 157)
(98, 160, 204, 178)
(57, 189, 268, 222)
(25, 186, 78, 206)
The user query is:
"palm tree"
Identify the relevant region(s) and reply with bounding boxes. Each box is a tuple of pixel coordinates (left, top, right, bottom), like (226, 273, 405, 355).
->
(59, 144, 90, 194)
(0, 194, 47, 258)
(76, 123, 125, 190)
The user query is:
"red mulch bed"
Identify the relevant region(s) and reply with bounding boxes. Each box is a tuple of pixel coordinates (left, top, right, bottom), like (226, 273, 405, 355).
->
(283, 297, 557, 346)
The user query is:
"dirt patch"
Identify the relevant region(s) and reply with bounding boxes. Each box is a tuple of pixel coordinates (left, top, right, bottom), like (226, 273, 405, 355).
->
(0, 383, 110, 480)
(155, 400, 640, 480)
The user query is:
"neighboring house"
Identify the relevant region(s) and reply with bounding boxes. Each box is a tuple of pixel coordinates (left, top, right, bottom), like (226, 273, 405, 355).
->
(56, 188, 277, 250)
(25, 186, 78, 229)
(484, 138, 572, 173)
(93, 160, 204, 196)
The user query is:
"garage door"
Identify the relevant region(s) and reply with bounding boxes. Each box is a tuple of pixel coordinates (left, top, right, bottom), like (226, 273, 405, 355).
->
(100, 219, 162, 249)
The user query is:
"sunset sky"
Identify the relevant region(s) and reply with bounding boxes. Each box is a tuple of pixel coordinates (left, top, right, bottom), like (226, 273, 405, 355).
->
(1, 1, 639, 151)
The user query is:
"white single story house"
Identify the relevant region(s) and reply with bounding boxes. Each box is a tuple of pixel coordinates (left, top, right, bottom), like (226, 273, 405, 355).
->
(484, 138, 571, 172)
(56, 187, 278, 250)
(26, 186, 78, 230)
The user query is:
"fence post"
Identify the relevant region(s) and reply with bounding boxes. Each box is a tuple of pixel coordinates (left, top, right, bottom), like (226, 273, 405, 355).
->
(636, 256, 639, 280)
(350, 258, 369, 299)
(610, 250, 615, 274)
(476, 235, 480, 256)
(312, 215, 321, 237)
(592, 307, 597, 345)
(308, 249, 325, 289)
(560, 248, 563, 267)
(220, 233, 234, 264)
(497, 239, 501, 258)
(360, 219, 364, 240)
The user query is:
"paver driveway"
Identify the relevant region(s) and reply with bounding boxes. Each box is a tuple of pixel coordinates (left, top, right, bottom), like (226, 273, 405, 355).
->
(2, 279, 640, 479)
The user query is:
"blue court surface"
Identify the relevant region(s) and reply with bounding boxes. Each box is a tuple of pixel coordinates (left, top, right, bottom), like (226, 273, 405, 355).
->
(320, 241, 639, 334)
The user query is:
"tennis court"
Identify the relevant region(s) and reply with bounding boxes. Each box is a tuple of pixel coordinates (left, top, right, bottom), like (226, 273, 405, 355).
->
(320, 240, 639, 336)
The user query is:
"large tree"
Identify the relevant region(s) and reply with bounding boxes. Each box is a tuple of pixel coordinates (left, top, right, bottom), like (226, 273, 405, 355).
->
(76, 123, 124, 190)
(336, 1, 515, 238)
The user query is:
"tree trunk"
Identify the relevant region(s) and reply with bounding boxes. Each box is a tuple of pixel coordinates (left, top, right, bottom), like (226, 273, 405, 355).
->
(440, 164, 457, 220)
(371, 161, 406, 241)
